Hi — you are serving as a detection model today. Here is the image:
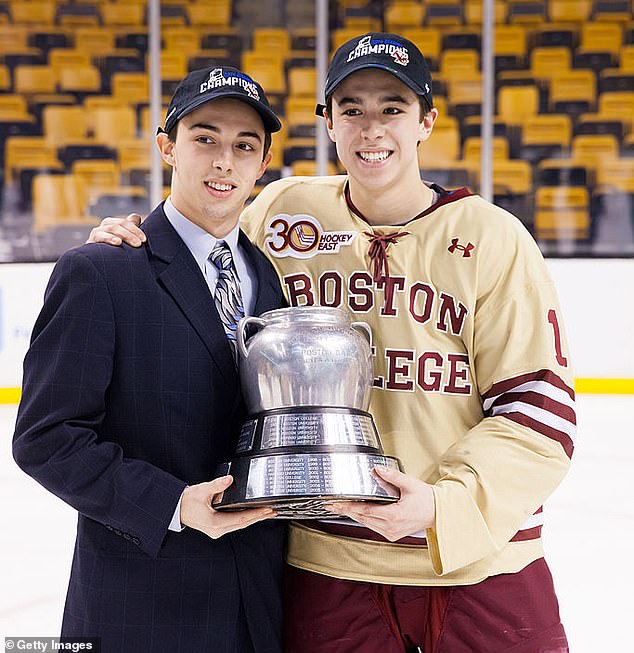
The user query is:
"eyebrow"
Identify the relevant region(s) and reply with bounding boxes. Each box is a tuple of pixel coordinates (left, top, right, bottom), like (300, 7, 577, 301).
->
(188, 122, 262, 142)
(337, 94, 413, 106)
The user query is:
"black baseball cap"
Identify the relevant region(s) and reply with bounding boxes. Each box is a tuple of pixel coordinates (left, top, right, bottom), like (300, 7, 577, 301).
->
(160, 65, 282, 135)
(317, 33, 433, 116)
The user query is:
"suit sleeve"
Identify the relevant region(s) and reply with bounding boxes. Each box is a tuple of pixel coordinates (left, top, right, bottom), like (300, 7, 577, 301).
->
(426, 228, 575, 575)
(13, 249, 187, 558)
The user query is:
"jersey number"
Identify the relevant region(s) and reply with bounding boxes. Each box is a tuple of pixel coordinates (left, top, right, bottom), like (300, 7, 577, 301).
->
(547, 309, 568, 367)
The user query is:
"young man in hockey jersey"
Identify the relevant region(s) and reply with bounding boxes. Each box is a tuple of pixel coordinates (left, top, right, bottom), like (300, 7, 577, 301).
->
(88, 33, 573, 653)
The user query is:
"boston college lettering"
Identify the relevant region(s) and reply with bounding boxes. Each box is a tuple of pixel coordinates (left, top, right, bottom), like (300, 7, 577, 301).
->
(283, 271, 468, 336)
(282, 271, 472, 396)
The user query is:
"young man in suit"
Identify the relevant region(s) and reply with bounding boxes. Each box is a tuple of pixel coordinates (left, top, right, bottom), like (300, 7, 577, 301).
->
(13, 66, 287, 653)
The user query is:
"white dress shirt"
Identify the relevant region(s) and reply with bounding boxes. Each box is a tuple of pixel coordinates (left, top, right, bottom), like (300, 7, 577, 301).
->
(163, 197, 258, 531)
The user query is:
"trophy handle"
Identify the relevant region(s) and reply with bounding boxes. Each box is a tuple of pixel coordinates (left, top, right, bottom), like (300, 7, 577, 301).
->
(351, 321, 373, 348)
(237, 316, 267, 359)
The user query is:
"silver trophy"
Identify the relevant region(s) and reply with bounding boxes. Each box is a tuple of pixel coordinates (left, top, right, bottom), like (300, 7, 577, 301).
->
(213, 306, 402, 518)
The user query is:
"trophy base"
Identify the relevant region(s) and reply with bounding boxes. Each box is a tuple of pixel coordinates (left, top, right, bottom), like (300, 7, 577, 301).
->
(214, 451, 402, 518)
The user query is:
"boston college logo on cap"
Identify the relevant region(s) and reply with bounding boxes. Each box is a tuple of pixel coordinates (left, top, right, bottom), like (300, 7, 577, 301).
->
(199, 67, 260, 100)
(347, 35, 409, 66)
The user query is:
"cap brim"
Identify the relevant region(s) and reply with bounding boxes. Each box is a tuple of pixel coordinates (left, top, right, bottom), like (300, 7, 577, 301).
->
(165, 89, 282, 134)
(325, 62, 430, 102)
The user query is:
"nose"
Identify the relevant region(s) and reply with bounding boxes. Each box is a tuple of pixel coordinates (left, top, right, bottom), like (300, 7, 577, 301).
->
(360, 114, 385, 140)
(212, 147, 233, 174)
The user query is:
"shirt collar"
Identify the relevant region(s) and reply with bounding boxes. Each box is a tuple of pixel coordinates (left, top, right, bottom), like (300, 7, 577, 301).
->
(164, 197, 242, 276)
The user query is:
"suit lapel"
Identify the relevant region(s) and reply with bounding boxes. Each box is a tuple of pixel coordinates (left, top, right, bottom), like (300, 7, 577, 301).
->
(143, 206, 237, 378)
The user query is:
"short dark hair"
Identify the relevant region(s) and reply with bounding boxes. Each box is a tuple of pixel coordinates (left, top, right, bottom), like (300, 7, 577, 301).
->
(324, 95, 433, 121)
(167, 122, 272, 160)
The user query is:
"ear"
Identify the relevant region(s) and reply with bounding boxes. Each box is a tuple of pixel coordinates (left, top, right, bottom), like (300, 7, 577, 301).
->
(156, 132, 176, 167)
(418, 107, 439, 144)
(324, 110, 336, 143)
(256, 151, 272, 180)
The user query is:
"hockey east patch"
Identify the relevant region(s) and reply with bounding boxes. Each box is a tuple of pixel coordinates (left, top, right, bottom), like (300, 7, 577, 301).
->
(264, 214, 357, 259)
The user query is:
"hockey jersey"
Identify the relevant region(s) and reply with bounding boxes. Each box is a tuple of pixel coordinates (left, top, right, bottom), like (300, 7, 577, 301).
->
(241, 175, 575, 585)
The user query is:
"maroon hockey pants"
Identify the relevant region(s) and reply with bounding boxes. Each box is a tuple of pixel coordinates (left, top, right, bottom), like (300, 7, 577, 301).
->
(284, 558, 568, 653)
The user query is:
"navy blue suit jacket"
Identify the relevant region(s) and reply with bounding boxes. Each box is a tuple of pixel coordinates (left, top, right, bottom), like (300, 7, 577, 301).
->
(13, 206, 286, 653)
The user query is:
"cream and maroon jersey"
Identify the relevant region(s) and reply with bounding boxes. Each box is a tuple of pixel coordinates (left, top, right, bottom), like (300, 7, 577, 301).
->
(241, 175, 575, 586)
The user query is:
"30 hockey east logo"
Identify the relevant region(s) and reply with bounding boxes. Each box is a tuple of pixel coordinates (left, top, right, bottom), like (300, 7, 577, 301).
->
(199, 67, 260, 100)
(265, 214, 357, 259)
(347, 36, 409, 66)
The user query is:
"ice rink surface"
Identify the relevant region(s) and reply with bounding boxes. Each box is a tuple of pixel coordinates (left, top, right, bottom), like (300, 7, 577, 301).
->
(1, 394, 632, 651)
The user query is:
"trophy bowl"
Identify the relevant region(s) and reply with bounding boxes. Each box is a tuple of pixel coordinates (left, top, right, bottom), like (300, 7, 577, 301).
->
(213, 306, 402, 518)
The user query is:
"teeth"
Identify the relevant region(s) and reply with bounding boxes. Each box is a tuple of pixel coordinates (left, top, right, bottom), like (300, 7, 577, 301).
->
(359, 151, 390, 162)
(207, 182, 233, 191)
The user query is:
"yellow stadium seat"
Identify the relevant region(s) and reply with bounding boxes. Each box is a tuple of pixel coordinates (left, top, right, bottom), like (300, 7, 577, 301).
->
(549, 0, 591, 22)
(59, 65, 102, 94)
(384, 2, 425, 30)
(253, 28, 291, 55)
(285, 97, 317, 134)
(447, 73, 482, 106)
(343, 17, 382, 32)
(0, 64, 10, 91)
(289, 68, 317, 97)
(9, 1, 55, 25)
(571, 134, 620, 168)
(163, 28, 202, 55)
(522, 114, 573, 148)
(101, 2, 144, 26)
(464, 0, 507, 24)
(74, 27, 116, 56)
(419, 120, 461, 165)
(579, 22, 623, 57)
(111, 73, 149, 104)
(425, 1, 463, 27)
(534, 187, 590, 241)
(4, 137, 62, 183)
(0, 94, 28, 117)
(118, 139, 152, 173)
(33, 174, 87, 231)
(596, 159, 634, 193)
(620, 45, 634, 72)
(549, 70, 596, 111)
(400, 28, 441, 64)
(0, 25, 28, 51)
(160, 52, 188, 80)
(598, 92, 634, 130)
(187, 1, 231, 27)
(593, 1, 632, 22)
(462, 136, 510, 160)
(530, 47, 572, 81)
(72, 161, 121, 207)
(14, 65, 57, 94)
(42, 105, 88, 146)
(494, 25, 528, 60)
(91, 106, 137, 142)
(48, 49, 92, 75)
(440, 50, 479, 78)
(497, 86, 539, 125)
(493, 160, 532, 195)
(243, 63, 286, 95)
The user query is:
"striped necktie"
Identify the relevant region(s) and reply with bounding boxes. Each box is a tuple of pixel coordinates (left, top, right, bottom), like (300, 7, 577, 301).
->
(209, 241, 245, 362)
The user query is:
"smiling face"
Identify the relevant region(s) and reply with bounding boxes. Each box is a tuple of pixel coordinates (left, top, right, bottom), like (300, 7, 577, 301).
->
(326, 69, 437, 195)
(157, 98, 271, 237)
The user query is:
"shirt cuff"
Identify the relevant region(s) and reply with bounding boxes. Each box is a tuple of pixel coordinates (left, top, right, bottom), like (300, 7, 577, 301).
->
(168, 489, 186, 532)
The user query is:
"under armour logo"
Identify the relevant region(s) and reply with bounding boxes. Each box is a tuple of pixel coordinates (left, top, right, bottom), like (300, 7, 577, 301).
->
(448, 238, 475, 257)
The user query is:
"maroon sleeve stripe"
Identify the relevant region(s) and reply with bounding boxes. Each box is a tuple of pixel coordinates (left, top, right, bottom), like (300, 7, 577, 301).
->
(487, 391, 577, 425)
(482, 369, 575, 401)
(501, 412, 574, 458)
